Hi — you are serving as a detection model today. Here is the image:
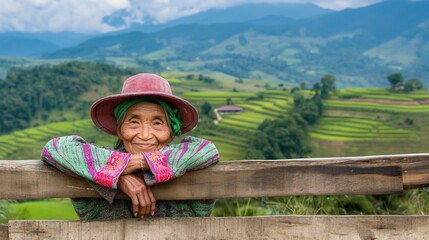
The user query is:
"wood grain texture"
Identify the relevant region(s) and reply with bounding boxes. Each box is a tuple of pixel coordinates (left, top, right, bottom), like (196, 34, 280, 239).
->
(8, 216, 429, 240)
(0, 156, 407, 200)
(0, 225, 8, 240)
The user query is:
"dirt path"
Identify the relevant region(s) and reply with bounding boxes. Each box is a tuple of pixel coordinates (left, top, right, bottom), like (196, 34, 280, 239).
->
(213, 108, 222, 124)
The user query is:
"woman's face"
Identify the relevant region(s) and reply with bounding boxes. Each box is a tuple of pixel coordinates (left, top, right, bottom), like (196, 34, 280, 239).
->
(118, 102, 172, 153)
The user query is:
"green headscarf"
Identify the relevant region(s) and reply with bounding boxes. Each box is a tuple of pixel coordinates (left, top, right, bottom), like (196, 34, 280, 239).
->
(114, 98, 182, 136)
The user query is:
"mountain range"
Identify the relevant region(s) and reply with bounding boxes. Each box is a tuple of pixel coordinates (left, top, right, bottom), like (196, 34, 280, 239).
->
(1, 0, 429, 88)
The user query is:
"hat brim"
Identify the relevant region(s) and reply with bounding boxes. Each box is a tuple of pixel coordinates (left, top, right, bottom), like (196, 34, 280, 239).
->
(91, 92, 198, 136)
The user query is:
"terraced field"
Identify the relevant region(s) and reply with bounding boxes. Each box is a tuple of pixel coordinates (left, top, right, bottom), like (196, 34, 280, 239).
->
(216, 91, 292, 132)
(309, 117, 417, 141)
(0, 119, 107, 159)
(3, 87, 429, 161)
(4, 84, 429, 221)
(183, 91, 258, 105)
(325, 100, 429, 113)
(338, 88, 429, 101)
(311, 88, 429, 157)
(199, 129, 248, 161)
(183, 90, 290, 159)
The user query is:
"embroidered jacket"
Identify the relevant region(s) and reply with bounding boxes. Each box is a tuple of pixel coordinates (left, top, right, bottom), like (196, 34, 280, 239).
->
(41, 135, 219, 220)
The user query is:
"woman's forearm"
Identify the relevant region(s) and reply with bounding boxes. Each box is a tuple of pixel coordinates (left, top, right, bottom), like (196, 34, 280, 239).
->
(122, 153, 150, 175)
(41, 135, 131, 188)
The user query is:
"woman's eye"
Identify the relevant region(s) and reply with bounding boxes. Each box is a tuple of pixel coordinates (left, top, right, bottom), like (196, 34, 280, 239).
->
(129, 119, 139, 124)
(153, 120, 163, 125)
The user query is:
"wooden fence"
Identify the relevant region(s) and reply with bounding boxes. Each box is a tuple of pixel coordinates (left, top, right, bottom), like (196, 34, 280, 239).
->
(1, 153, 429, 239)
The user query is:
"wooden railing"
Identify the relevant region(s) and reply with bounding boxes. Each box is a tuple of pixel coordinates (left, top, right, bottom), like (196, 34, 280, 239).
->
(2, 153, 429, 239)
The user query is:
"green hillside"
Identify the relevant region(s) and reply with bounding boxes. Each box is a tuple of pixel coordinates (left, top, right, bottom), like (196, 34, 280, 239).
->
(3, 64, 429, 220)
(3, 86, 428, 161)
(4, 84, 429, 220)
(38, 1, 429, 89)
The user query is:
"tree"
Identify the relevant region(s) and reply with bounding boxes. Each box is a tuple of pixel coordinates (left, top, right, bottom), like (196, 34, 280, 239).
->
(387, 73, 404, 89)
(264, 83, 271, 90)
(201, 102, 212, 115)
(297, 101, 320, 125)
(245, 115, 312, 160)
(235, 78, 244, 84)
(0, 61, 135, 134)
(293, 93, 305, 108)
(312, 83, 321, 97)
(239, 35, 248, 46)
(404, 78, 423, 92)
(320, 74, 336, 99)
(198, 74, 215, 84)
(294, 93, 323, 125)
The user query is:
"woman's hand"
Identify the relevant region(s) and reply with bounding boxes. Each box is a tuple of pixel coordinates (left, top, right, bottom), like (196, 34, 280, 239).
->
(122, 153, 150, 175)
(117, 174, 156, 218)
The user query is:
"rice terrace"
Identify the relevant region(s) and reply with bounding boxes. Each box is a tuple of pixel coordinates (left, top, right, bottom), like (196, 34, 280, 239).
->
(2, 0, 429, 238)
(2, 69, 429, 238)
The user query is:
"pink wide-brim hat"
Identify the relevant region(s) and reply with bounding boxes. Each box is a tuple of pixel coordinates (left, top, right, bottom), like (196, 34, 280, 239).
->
(90, 73, 198, 136)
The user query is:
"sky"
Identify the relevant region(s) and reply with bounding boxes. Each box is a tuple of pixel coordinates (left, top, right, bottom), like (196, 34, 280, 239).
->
(0, 0, 383, 34)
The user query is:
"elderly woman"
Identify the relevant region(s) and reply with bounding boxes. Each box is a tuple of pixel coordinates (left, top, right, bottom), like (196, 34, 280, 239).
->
(41, 73, 219, 220)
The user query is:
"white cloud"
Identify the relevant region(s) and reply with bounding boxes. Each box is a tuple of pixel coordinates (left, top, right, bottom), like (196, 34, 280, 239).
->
(0, 0, 384, 33)
(0, 0, 129, 33)
(312, 0, 382, 10)
(100, 0, 386, 25)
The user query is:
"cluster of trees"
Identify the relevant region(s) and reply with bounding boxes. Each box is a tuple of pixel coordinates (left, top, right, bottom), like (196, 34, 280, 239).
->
(185, 73, 215, 84)
(245, 74, 336, 160)
(387, 73, 423, 92)
(245, 114, 312, 159)
(294, 74, 336, 124)
(0, 61, 136, 134)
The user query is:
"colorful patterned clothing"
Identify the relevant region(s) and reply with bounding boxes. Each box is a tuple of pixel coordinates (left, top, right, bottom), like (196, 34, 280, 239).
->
(41, 135, 219, 220)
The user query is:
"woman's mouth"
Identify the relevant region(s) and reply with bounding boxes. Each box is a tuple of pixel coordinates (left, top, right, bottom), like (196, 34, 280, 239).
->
(135, 143, 156, 150)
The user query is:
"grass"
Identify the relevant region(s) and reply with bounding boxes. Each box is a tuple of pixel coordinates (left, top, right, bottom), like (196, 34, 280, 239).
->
(4, 82, 429, 219)
(8, 199, 78, 220)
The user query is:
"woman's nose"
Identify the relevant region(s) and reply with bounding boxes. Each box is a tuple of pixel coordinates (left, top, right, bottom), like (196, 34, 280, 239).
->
(139, 124, 152, 139)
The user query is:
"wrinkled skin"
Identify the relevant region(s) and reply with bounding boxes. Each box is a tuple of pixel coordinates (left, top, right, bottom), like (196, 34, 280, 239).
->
(117, 102, 173, 218)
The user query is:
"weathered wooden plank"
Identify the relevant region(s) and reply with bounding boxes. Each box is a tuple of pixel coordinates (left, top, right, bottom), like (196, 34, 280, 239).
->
(0, 158, 404, 200)
(0, 224, 8, 240)
(8, 216, 429, 240)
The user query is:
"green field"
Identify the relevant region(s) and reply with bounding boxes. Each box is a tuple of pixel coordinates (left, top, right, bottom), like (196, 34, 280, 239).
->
(2, 85, 428, 160)
(3, 76, 429, 220)
(325, 100, 429, 113)
(8, 199, 78, 220)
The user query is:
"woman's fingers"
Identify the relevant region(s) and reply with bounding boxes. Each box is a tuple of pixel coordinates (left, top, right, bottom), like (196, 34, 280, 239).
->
(138, 183, 155, 218)
(118, 174, 157, 218)
(131, 194, 140, 217)
(136, 192, 147, 218)
(148, 187, 156, 216)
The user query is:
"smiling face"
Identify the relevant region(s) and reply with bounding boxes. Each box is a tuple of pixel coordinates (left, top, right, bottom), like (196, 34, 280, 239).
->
(118, 102, 173, 154)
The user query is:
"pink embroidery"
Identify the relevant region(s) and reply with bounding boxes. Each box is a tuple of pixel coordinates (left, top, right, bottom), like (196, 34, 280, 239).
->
(94, 151, 129, 187)
(145, 151, 174, 183)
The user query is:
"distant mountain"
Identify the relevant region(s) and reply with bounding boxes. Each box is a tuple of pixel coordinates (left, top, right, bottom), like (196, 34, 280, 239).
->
(0, 35, 59, 57)
(106, 2, 332, 33)
(4, 0, 429, 88)
(293, 0, 429, 39)
(161, 3, 331, 24)
(0, 32, 94, 57)
(43, 0, 429, 88)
